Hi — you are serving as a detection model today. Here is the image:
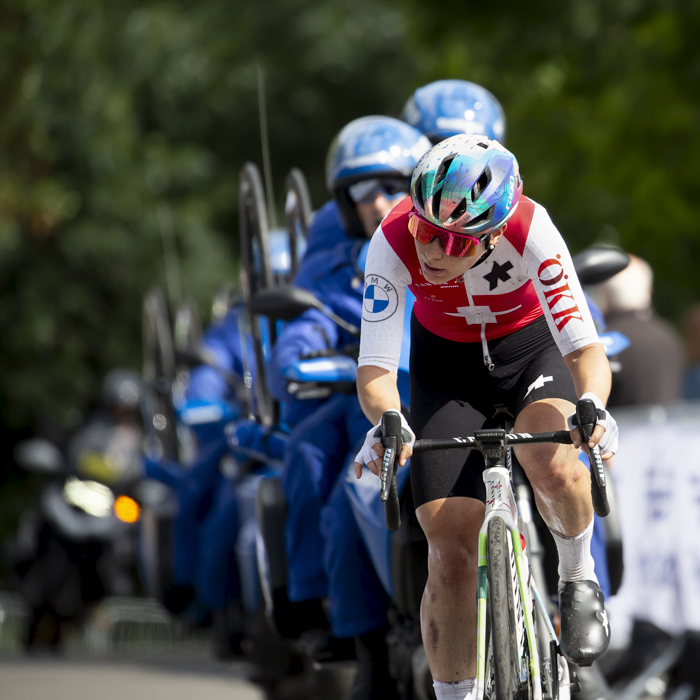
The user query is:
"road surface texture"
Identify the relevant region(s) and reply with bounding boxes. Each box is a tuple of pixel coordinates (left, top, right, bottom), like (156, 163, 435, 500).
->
(0, 651, 264, 700)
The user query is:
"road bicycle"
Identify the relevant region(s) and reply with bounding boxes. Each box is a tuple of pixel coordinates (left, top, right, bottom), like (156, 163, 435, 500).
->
(379, 399, 610, 700)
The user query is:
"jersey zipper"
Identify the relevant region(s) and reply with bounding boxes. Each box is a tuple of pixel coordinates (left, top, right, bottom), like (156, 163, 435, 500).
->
(461, 273, 495, 372)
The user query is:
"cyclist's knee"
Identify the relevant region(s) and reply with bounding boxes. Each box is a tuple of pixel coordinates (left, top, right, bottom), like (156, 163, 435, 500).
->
(417, 497, 482, 586)
(520, 444, 587, 497)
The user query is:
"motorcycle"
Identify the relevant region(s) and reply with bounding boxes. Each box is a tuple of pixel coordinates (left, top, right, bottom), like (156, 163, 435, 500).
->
(9, 419, 145, 649)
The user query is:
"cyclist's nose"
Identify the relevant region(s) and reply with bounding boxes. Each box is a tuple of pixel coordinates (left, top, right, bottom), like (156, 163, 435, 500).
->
(425, 237, 445, 260)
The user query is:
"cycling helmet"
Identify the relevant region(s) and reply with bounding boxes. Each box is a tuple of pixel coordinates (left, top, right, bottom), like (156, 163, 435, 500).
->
(401, 80, 506, 145)
(326, 116, 431, 237)
(411, 134, 523, 236)
(100, 368, 144, 413)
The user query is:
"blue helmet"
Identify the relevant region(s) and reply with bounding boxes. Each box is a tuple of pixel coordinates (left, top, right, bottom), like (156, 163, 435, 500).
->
(401, 80, 506, 145)
(325, 116, 431, 237)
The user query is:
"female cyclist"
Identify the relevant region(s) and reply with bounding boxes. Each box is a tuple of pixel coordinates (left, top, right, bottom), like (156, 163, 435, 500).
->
(354, 134, 617, 700)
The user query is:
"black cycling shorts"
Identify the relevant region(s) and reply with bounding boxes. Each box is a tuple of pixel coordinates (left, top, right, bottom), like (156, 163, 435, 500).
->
(409, 313, 578, 509)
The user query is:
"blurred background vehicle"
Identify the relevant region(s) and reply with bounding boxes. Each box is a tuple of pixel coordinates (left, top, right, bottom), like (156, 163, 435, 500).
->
(7, 369, 145, 649)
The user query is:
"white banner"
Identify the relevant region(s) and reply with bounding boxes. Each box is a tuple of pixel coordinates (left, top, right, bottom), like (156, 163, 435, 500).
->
(607, 401, 700, 647)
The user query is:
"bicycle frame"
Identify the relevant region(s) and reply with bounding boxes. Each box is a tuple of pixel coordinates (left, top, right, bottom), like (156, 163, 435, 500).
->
(475, 430, 545, 700)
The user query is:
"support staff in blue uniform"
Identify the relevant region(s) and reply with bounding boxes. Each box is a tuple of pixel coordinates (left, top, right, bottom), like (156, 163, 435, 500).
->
(267, 116, 430, 699)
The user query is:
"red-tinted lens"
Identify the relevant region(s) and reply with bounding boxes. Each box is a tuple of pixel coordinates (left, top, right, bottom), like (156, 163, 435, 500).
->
(408, 212, 481, 258)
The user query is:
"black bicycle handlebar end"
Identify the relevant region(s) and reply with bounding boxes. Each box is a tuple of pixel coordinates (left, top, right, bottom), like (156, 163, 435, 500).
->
(385, 477, 401, 531)
(575, 399, 611, 518)
(381, 410, 403, 531)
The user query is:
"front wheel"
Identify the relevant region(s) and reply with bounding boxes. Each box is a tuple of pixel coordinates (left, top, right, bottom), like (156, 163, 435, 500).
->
(487, 516, 521, 700)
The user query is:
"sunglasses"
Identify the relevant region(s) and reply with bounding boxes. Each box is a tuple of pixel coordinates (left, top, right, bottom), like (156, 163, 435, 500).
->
(408, 210, 485, 258)
(348, 178, 409, 205)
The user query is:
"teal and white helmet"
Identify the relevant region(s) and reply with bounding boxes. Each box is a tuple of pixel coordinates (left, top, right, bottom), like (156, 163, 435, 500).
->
(411, 134, 523, 236)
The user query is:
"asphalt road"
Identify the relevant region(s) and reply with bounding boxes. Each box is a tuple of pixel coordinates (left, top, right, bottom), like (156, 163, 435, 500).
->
(0, 652, 265, 700)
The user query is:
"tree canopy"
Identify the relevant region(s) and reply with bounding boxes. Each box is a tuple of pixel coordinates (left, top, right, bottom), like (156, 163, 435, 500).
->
(1, 0, 698, 437)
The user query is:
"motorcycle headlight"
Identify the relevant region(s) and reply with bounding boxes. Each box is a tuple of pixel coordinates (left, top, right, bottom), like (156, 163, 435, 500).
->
(63, 477, 115, 517)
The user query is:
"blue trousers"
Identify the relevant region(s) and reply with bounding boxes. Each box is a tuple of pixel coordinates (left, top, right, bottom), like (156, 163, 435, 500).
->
(283, 393, 390, 637)
(320, 475, 392, 639)
(196, 475, 241, 611)
(144, 437, 228, 589)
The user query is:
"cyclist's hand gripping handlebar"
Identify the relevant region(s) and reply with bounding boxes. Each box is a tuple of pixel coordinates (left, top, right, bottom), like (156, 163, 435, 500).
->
(380, 410, 402, 531)
(574, 398, 610, 517)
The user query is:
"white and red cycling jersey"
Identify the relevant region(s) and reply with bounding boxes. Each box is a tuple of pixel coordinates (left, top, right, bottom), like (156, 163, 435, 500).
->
(358, 196, 600, 373)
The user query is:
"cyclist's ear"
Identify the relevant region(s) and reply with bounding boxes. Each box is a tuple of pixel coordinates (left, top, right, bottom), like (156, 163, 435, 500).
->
(487, 223, 508, 248)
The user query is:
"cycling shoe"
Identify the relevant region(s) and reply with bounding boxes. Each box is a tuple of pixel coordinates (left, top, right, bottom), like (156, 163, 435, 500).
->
(559, 580, 611, 666)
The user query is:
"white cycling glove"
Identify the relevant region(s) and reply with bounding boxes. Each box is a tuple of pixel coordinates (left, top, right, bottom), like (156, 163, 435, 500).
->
(567, 392, 618, 456)
(354, 410, 416, 468)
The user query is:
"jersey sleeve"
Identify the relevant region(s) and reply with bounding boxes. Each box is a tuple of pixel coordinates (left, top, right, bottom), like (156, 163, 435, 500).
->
(522, 204, 601, 355)
(358, 227, 412, 373)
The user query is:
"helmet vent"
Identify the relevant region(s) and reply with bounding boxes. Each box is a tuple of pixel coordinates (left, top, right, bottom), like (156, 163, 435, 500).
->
(430, 187, 444, 219)
(467, 205, 495, 228)
(471, 167, 491, 201)
(414, 173, 426, 210)
(448, 198, 467, 223)
(434, 154, 456, 185)
(477, 142, 489, 149)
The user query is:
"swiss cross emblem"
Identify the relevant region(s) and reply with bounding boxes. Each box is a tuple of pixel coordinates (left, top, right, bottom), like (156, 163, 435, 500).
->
(446, 304, 521, 325)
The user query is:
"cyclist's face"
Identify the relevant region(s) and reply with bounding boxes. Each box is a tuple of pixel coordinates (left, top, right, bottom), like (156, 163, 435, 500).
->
(415, 224, 506, 284)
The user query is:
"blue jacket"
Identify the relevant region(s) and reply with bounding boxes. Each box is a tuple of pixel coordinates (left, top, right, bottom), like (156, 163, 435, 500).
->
(267, 238, 366, 427)
(187, 309, 245, 402)
(303, 200, 350, 260)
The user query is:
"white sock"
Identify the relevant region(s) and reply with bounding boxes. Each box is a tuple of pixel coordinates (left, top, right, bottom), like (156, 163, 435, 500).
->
(433, 678, 476, 700)
(549, 518, 598, 585)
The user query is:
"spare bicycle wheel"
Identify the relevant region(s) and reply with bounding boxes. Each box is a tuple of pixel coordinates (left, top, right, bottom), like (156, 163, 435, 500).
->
(240, 162, 273, 296)
(284, 167, 312, 278)
(142, 286, 179, 461)
(239, 162, 276, 427)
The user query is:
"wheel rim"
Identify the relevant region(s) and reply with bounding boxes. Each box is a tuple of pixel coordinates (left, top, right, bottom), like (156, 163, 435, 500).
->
(142, 287, 179, 460)
(284, 167, 312, 278)
(239, 163, 276, 427)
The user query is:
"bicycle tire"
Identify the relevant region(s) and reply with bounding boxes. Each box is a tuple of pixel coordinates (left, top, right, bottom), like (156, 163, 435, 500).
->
(240, 162, 273, 296)
(142, 287, 179, 461)
(487, 515, 521, 700)
(239, 163, 276, 427)
(284, 167, 312, 277)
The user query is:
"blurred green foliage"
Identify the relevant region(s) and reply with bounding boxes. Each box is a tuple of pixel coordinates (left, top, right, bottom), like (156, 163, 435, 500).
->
(0, 0, 699, 440)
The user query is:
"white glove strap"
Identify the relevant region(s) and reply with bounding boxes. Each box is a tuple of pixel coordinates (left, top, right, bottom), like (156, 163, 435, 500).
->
(354, 410, 415, 467)
(393, 410, 416, 450)
(355, 424, 383, 467)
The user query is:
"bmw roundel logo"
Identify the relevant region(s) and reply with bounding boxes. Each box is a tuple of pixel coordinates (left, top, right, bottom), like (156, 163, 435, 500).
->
(363, 275, 399, 322)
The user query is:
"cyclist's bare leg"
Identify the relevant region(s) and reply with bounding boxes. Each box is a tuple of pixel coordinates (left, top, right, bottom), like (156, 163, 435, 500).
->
(514, 397, 610, 665)
(513, 398, 593, 536)
(415, 496, 485, 681)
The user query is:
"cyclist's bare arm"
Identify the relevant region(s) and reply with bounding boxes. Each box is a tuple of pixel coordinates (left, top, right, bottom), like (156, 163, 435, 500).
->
(355, 365, 412, 477)
(563, 341, 613, 457)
